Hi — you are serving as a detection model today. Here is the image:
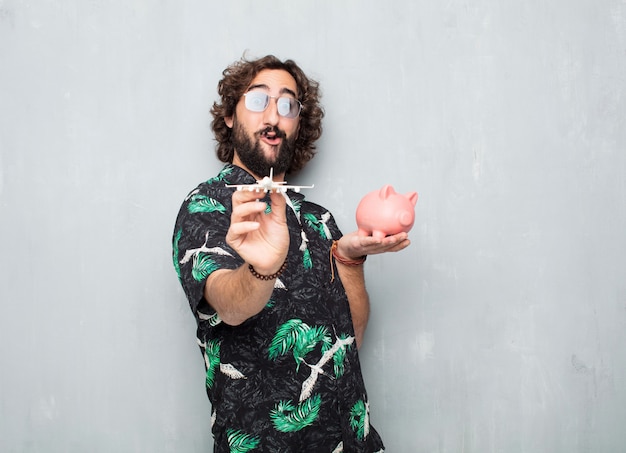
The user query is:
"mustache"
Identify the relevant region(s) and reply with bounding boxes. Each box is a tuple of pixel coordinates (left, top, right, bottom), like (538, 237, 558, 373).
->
(258, 126, 286, 139)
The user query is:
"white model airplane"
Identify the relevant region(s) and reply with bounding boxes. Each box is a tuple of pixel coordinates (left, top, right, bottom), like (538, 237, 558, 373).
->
(225, 168, 314, 193)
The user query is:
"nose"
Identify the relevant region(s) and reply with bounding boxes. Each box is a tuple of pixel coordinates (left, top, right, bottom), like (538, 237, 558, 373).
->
(262, 98, 280, 126)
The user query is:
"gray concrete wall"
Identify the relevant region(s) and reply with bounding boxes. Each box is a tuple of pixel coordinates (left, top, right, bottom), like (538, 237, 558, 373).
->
(1, 1, 625, 451)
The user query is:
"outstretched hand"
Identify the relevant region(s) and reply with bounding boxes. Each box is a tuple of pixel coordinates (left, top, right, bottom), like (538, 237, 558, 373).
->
(336, 231, 411, 260)
(225, 190, 290, 274)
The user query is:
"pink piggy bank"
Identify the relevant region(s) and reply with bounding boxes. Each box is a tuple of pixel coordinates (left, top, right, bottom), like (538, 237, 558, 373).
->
(356, 185, 418, 238)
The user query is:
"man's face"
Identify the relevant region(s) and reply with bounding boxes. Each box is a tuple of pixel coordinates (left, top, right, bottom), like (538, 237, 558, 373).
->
(225, 69, 301, 178)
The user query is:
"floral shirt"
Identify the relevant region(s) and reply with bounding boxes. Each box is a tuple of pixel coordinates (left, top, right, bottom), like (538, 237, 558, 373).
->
(173, 165, 385, 453)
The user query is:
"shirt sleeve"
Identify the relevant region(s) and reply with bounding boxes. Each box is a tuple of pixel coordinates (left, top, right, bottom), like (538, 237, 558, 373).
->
(172, 185, 242, 314)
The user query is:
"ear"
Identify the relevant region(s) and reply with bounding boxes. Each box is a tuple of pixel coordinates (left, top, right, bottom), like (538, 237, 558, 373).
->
(405, 191, 418, 206)
(224, 116, 234, 128)
(379, 185, 396, 200)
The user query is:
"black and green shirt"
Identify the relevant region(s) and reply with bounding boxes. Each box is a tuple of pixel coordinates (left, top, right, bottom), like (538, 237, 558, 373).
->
(173, 165, 385, 453)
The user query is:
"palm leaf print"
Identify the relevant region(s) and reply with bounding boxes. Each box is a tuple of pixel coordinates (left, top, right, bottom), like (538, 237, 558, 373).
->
(226, 428, 260, 453)
(188, 194, 226, 214)
(298, 334, 353, 402)
(332, 337, 349, 378)
(290, 197, 302, 215)
(302, 247, 313, 270)
(293, 325, 330, 371)
(191, 253, 218, 282)
(198, 310, 222, 326)
(267, 319, 306, 360)
(270, 394, 322, 433)
(303, 212, 332, 240)
(303, 213, 325, 238)
(172, 229, 182, 280)
(349, 399, 369, 441)
(207, 166, 233, 185)
(204, 339, 220, 389)
(320, 334, 333, 356)
(208, 312, 222, 326)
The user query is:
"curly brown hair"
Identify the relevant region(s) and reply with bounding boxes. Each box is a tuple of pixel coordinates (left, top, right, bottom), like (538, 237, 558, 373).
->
(210, 55, 324, 174)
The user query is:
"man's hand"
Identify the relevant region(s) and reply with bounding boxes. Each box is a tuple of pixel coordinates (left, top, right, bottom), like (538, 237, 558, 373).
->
(335, 231, 411, 261)
(225, 189, 290, 274)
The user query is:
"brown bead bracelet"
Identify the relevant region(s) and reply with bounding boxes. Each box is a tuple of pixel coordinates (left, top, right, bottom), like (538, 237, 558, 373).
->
(248, 260, 288, 281)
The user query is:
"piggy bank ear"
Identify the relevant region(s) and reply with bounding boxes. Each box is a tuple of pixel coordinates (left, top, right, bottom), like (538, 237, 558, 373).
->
(405, 191, 418, 206)
(379, 185, 397, 200)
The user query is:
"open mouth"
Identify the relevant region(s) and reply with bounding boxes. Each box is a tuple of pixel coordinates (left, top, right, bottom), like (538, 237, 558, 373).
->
(260, 127, 285, 146)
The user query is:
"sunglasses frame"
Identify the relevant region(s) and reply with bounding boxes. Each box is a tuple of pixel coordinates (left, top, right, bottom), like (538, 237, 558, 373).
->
(242, 91, 302, 119)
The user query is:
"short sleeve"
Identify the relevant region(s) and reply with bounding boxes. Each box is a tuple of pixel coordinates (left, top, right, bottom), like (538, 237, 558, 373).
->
(172, 184, 242, 314)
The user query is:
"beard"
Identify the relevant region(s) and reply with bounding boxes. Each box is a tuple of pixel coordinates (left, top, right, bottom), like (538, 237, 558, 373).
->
(231, 119, 297, 177)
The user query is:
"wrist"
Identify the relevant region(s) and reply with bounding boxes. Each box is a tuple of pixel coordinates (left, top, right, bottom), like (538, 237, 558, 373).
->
(330, 240, 366, 266)
(248, 260, 288, 281)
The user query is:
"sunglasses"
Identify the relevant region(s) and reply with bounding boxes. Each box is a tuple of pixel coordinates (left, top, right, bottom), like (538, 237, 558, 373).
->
(243, 91, 302, 119)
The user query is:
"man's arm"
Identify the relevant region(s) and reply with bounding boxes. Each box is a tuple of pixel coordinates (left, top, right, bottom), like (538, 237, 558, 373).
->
(335, 259, 370, 348)
(204, 264, 280, 326)
(334, 232, 411, 348)
(204, 189, 289, 326)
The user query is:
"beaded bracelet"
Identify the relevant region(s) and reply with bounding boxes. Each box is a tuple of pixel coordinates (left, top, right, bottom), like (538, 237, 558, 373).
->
(248, 260, 288, 281)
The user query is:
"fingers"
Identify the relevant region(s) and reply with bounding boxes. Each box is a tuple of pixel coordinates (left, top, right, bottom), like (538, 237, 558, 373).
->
(341, 231, 411, 257)
(227, 189, 289, 259)
(231, 190, 287, 219)
(363, 238, 410, 255)
(383, 238, 411, 253)
(267, 190, 287, 218)
(226, 220, 260, 239)
(231, 195, 268, 222)
(231, 189, 266, 208)
(359, 232, 408, 247)
(227, 193, 268, 246)
(375, 233, 410, 251)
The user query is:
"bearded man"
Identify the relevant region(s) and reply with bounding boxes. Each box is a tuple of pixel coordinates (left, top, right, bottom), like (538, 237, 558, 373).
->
(172, 55, 410, 452)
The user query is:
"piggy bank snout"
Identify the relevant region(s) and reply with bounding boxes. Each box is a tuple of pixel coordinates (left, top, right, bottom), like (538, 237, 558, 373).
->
(399, 211, 414, 227)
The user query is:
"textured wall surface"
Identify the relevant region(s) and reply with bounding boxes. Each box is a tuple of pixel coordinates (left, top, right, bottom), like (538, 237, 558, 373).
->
(1, 1, 625, 451)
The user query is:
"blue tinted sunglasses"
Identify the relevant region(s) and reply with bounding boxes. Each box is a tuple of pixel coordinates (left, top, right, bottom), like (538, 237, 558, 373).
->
(243, 91, 302, 119)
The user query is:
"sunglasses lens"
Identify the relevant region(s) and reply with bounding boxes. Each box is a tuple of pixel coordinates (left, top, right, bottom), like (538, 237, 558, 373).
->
(244, 92, 269, 112)
(277, 98, 294, 118)
(243, 92, 301, 118)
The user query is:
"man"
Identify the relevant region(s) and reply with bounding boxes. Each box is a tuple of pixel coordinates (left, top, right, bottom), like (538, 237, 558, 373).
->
(173, 55, 410, 452)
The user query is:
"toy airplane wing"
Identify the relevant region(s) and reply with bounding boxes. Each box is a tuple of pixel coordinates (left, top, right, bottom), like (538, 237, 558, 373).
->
(225, 168, 314, 193)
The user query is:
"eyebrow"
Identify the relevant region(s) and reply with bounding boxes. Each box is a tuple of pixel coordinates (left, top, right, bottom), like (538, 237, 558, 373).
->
(246, 83, 298, 99)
